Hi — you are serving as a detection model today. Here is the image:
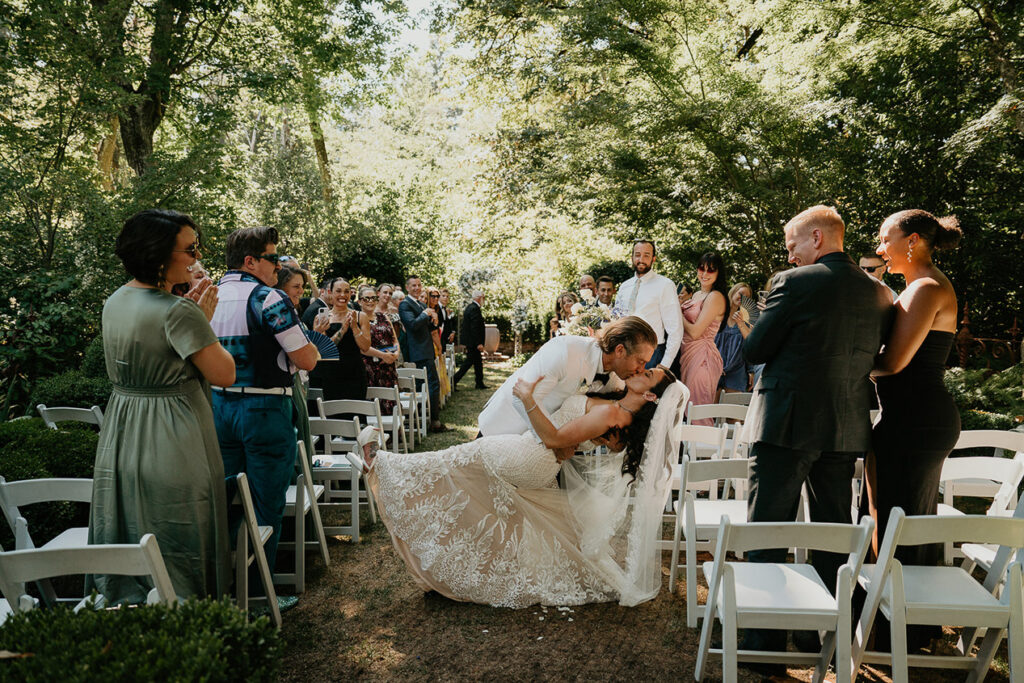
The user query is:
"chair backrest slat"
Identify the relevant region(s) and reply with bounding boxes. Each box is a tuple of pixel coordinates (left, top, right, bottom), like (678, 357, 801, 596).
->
(718, 392, 752, 406)
(317, 398, 378, 421)
(721, 519, 875, 558)
(36, 404, 104, 430)
(954, 429, 1024, 454)
(681, 457, 748, 487)
(897, 513, 1024, 549)
(687, 403, 748, 424)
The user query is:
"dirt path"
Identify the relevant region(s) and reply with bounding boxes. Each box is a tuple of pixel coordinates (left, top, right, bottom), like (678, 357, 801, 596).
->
(278, 360, 1009, 682)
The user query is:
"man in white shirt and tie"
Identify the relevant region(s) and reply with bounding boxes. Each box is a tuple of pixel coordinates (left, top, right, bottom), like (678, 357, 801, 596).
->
(615, 240, 684, 370)
(477, 317, 657, 450)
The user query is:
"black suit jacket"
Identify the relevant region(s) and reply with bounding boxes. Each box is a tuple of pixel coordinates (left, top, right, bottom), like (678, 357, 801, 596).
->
(300, 297, 328, 329)
(742, 252, 894, 452)
(461, 301, 486, 348)
(439, 305, 457, 346)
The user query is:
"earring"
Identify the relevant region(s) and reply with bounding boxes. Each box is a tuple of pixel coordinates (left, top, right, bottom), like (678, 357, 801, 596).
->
(906, 245, 913, 263)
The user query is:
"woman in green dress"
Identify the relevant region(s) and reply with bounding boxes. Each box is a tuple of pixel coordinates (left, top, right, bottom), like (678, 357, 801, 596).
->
(88, 209, 236, 603)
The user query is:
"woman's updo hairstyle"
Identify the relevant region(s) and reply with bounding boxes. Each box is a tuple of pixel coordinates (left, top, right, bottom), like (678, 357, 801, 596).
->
(115, 209, 198, 287)
(888, 209, 963, 251)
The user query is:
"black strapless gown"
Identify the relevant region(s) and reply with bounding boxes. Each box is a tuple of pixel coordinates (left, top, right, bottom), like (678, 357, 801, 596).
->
(870, 330, 960, 567)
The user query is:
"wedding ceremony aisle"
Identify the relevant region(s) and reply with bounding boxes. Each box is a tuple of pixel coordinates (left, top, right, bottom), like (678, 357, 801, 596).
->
(273, 360, 1013, 683)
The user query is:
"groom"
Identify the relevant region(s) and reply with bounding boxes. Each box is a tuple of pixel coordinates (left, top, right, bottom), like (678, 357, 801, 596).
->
(478, 316, 658, 456)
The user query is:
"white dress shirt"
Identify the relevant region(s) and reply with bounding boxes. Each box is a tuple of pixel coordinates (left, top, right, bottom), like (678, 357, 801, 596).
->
(614, 270, 684, 364)
(478, 336, 624, 438)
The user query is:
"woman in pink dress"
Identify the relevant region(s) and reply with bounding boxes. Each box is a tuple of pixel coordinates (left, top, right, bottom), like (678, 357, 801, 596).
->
(677, 252, 727, 425)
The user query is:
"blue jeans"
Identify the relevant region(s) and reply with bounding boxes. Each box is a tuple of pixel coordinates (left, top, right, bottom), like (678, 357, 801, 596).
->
(645, 342, 666, 369)
(213, 392, 296, 576)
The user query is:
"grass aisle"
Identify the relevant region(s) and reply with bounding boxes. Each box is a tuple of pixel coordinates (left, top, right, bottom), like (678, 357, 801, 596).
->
(278, 360, 1008, 682)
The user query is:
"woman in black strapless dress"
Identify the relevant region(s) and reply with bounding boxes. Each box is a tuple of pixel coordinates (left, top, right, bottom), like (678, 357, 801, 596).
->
(867, 209, 963, 571)
(310, 278, 370, 402)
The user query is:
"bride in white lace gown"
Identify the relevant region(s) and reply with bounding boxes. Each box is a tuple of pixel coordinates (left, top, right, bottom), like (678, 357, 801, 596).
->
(355, 366, 686, 608)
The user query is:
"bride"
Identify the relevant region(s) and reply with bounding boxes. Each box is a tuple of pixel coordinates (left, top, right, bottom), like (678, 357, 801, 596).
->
(348, 365, 685, 608)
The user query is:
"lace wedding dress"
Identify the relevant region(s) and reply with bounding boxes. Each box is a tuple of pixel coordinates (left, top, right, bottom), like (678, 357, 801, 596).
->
(366, 384, 686, 608)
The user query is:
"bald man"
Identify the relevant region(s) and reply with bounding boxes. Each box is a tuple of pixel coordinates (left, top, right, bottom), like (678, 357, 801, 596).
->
(739, 205, 893, 663)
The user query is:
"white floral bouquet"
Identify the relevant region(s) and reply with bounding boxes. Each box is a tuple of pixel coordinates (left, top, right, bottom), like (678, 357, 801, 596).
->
(511, 298, 531, 334)
(557, 288, 615, 337)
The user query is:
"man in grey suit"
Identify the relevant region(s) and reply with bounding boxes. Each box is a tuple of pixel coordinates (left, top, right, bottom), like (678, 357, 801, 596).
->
(400, 275, 447, 433)
(740, 205, 893, 661)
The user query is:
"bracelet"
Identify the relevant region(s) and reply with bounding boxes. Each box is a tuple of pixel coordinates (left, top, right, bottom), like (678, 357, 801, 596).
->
(525, 403, 539, 414)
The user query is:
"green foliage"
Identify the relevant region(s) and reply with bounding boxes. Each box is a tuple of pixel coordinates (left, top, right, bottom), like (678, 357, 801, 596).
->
(30, 371, 112, 413)
(80, 335, 106, 379)
(944, 364, 1024, 432)
(0, 418, 97, 549)
(0, 598, 280, 682)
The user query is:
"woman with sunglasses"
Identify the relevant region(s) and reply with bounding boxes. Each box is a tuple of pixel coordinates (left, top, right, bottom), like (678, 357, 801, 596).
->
(677, 252, 727, 425)
(361, 285, 400, 413)
(89, 209, 236, 604)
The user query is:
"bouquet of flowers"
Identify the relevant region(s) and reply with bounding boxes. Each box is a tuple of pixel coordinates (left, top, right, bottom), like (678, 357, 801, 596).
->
(557, 288, 615, 337)
(511, 298, 531, 335)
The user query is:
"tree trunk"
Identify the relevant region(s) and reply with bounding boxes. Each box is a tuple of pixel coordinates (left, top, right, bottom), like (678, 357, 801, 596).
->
(299, 63, 333, 202)
(97, 116, 120, 190)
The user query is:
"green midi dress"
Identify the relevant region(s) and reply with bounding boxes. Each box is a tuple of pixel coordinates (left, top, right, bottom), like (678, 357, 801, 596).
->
(87, 286, 231, 603)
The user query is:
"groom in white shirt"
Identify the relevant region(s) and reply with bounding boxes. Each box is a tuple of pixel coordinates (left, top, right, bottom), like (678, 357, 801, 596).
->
(614, 240, 684, 370)
(478, 317, 658, 451)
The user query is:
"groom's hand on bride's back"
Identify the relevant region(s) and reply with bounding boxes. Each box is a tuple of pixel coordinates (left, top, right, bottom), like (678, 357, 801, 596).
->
(513, 375, 544, 402)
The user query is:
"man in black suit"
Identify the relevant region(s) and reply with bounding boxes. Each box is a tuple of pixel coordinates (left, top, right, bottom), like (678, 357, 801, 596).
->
(400, 275, 447, 432)
(453, 290, 488, 389)
(740, 205, 893, 662)
(438, 288, 457, 351)
(301, 277, 334, 328)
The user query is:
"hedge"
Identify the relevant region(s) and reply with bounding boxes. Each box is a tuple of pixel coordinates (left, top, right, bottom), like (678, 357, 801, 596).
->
(0, 598, 280, 682)
(30, 370, 112, 413)
(0, 418, 97, 550)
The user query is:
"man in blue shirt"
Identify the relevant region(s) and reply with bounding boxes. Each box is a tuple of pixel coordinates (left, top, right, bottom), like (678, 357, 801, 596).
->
(210, 226, 318, 599)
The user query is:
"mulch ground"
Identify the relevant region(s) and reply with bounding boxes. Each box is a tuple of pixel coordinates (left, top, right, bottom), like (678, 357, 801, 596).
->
(277, 361, 1010, 682)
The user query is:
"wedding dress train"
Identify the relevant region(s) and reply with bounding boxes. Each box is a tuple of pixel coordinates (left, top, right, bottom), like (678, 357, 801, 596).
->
(366, 385, 685, 608)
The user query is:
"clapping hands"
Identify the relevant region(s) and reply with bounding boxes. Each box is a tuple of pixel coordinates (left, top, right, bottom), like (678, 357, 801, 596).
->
(186, 277, 219, 322)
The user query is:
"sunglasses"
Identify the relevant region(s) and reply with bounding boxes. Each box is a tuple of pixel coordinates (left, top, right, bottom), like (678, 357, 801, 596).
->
(255, 253, 282, 264)
(174, 242, 202, 257)
(428, 293, 440, 298)
(861, 264, 883, 273)
(361, 295, 379, 302)
(697, 265, 718, 273)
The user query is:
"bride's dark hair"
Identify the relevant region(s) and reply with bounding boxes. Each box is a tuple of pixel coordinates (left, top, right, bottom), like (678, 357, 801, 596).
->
(586, 366, 678, 480)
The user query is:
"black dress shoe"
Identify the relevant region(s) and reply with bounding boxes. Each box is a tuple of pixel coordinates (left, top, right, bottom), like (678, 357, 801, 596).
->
(475, 384, 490, 390)
(428, 422, 449, 433)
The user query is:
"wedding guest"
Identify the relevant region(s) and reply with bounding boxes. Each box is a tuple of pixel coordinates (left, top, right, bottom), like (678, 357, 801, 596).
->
(578, 273, 597, 295)
(867, 211, 962, 568)
(89, 209, 235, 604)
(439, 288, 457, 350)
(677, 282, 693, 305)
(860, 252, 898, 301)
(400, 276, 446, 432)
(276, 265, 329, 464)
(314, 278, 370, 401)
(596, 276, 616, 306)
(741, 206, 892, 664)
(301, 277, 334, 328)
(391, 290, 409, 360)
(549, 291, 578, 338)
(614, 240, 683, 369)
(210, 226, 319, 612)
(427, 288, 452, 403)
(716, 282, 755, 395)
(677, 253, 727, 424)
(359, 285, 399, 413)
(454, 290, 487, 389)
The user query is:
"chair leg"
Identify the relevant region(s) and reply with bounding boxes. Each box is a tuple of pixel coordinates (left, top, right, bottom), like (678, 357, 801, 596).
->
(721, 577, 738, 683)
(889, 610, 909, 683)
(251, 533, 281, 628)
(236, 531, 249, 612)
(294, 482, 305, 594)
(686, 523, 699, 628)
(669, 509, 682, 593)
(349, 469, 360, 543)
(694, 599, 715, 681)
(308, 484, 330, 566)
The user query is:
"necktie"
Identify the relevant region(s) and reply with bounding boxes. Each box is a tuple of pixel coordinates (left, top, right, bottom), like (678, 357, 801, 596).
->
(627, 277, 641, 313)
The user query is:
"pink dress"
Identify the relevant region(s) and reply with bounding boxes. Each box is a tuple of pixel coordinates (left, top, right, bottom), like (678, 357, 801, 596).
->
(678, 297, 724, 425)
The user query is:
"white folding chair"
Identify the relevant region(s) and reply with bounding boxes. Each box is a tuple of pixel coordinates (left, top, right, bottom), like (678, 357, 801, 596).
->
(853, 509, 1024, 682)
(937, 452, 1024, 563)
(695, 517, 874, 683)
(36, 403, 104, 430)
(668, 455, 749, 627)
(232, 473, 281, 628)
(0, 476, 92, 605)
(395, 376, 419, 448)
(275, 442, 329, 593)
(366, 386, 409, 454)
(661, 422, 726, 550)
(0, 534, 176, 624)
(396, 367, 430, 438)
(307, 417, 379, 541)
(686, 404, 744, 459)
(718, 392, 752, 406)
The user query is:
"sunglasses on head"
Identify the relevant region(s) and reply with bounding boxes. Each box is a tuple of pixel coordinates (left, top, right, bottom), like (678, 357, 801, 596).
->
(861, 264, 883, 273)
